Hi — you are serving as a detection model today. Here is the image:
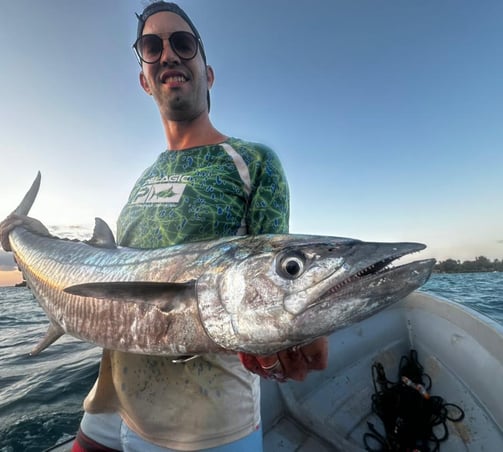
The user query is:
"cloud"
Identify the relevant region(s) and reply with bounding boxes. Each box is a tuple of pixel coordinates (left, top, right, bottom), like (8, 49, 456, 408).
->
(49, 223, 96, 241)
(0, 251, 17, 271)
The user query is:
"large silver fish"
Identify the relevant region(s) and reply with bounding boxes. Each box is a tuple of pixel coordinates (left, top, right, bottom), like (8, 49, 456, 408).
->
(5, 173, 435, 356)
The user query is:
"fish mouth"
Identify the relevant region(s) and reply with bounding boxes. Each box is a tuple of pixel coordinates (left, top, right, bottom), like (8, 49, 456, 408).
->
(283, 242, 435, 315)
(306, 256, 436, 331)
(326, 257, 436, 299)
(281, 250, 436, 348)
(323, 252, 429, 297)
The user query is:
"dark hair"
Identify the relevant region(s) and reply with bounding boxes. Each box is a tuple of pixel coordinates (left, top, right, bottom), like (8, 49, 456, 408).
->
(135, 1, 210, 110)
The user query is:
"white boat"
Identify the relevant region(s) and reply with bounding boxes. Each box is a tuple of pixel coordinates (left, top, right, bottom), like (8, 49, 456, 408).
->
(46, 291, 503, 451)
(261, 291, 503, 451)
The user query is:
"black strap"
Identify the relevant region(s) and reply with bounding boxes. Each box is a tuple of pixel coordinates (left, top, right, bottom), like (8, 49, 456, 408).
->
(364, 350, 465, 451)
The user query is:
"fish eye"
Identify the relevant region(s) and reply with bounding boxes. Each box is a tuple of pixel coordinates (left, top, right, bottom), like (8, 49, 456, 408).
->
(277, 253, 306, 279)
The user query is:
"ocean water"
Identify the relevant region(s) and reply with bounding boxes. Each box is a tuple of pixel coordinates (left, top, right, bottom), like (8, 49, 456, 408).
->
(0, 272, 502, 451)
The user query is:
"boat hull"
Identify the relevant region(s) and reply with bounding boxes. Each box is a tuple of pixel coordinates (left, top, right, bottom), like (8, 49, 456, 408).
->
(262, 290, 503, 451)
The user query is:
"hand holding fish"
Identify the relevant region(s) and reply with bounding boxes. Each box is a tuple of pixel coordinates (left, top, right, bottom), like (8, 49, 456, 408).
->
(0, 213, 51, 252)
(239, 337, 328, 382)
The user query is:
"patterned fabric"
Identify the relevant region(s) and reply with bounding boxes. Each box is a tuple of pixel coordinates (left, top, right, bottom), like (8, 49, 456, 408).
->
(117, 137, 289, 247)
(83, 138, 289, 450)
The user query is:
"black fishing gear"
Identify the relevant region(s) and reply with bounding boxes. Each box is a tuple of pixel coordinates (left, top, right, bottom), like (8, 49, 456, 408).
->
(364, 350, 464, 451)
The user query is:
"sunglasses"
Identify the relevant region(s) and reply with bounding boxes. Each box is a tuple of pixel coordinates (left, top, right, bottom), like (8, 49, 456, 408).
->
(133, 31, 200, 64)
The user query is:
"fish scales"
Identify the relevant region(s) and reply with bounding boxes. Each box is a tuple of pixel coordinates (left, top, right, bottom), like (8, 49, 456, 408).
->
(4, 173, 436, 356)
(12, 229, 221, 355)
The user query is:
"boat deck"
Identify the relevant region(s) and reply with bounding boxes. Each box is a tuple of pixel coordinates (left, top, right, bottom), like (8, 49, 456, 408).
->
(261, 292, 503, 451)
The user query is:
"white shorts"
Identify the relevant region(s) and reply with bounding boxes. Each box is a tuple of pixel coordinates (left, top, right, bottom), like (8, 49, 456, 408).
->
(80, 412, 263, 452)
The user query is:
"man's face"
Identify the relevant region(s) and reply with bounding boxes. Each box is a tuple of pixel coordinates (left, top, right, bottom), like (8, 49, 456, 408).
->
(139, 11, 211, 121)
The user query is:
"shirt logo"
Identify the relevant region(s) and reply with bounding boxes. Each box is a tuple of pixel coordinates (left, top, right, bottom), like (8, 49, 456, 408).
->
(131, 182, 187, 205)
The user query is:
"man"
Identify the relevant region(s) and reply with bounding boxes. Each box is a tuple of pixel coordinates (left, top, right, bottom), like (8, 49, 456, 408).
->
(0, 2, 327, 451)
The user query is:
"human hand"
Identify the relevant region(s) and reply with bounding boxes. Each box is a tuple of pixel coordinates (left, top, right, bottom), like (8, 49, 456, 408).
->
(0, 214, 51, 251)
(238, 336, 328, 382)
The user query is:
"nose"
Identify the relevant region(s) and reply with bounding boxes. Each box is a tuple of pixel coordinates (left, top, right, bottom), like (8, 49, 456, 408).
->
(159, 38, 180, 65)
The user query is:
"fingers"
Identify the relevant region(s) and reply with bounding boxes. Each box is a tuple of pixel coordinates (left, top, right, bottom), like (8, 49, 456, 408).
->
(256, 354, 287, 381)
(21, 216, 51, 236)
(239, 337, 329, 382)
(272, 337, 329, 382)
(1, 235, 12, 251)
(256, 354, 280, 369)
(300, 336, 329, 371)
(238, 352, 286, 381)
(0, 214, 51, 252)
(0, 216, 23, 251)
(277, 347, 309, 381)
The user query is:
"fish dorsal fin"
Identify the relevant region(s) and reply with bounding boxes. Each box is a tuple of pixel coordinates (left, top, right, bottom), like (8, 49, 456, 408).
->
(13, 171, 41, 216)
(64, 281, 196, 307)
(85, 217, 117, 249)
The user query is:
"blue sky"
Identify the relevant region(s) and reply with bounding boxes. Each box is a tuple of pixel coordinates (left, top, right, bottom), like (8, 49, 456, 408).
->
(1, 0, 502, 282)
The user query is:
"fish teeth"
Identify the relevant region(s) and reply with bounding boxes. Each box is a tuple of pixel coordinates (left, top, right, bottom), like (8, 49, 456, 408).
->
(322, 260, 394, 299)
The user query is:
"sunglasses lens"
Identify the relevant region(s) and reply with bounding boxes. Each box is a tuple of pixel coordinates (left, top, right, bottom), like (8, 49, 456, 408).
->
(134, 32, 198, 63)
(137, 35, 163, 63)
(170, 32, 198, 60)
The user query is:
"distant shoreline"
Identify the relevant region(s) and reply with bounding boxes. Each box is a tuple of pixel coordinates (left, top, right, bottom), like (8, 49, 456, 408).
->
(433, 269, 502, 274)
(434, 256, 502, 274)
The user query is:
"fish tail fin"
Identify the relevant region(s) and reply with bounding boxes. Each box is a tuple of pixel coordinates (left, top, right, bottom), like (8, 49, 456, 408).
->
(12, 171, 41, 216)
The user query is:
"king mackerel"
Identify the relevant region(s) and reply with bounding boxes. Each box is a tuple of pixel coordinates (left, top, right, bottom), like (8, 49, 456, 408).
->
(3, 173, 435, 357)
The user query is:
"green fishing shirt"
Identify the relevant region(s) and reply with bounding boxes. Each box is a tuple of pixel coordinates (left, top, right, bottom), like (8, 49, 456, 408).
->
(117, 137, 289, 247)
(84, 138, 290, 450)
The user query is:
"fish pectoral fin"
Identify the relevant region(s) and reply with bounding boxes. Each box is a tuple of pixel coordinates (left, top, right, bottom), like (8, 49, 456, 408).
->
(63, 281, 197, 304)
(30, 322, 64, 356)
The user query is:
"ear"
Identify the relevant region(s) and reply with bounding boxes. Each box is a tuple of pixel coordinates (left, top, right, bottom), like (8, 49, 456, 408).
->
(206, 65, 215, 89)
(139, 71, 152, 95)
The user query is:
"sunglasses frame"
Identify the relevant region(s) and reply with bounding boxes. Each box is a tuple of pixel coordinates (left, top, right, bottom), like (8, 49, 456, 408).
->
(133, 31, 200, 65)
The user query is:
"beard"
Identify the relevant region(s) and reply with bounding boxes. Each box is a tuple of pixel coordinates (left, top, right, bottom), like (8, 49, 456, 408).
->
(154, 87, 207, 122)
